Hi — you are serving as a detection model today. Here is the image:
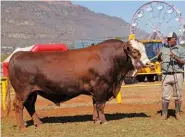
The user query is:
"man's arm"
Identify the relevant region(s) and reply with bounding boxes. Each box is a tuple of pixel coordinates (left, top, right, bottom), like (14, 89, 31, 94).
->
(170, 52, 185, 65)
(156, 51, 162, 62)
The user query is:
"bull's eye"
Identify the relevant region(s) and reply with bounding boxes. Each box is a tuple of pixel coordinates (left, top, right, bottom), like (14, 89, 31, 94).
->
(132, 49, 138, 54)
(131, 49, 141, 59)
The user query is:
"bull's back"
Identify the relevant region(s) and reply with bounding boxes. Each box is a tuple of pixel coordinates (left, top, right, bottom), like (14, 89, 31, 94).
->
(8, 44, 119, 87)
(8, 50, 104, 91)
(8, 51, 89, 101)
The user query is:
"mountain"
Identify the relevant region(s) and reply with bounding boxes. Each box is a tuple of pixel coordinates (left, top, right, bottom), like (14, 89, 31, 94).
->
(1, 1, 146, 53)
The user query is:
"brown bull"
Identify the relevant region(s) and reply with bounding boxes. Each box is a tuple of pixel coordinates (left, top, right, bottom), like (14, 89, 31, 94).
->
(6, 39, 150, 130)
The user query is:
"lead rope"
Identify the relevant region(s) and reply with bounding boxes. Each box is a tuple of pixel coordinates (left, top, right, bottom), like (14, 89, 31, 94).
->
(169, 46, 180, 100)
(150, 47, 181, 96)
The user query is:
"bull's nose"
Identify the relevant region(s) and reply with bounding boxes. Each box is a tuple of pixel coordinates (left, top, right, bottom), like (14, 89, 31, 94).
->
(146, 62, 155, 68)
(146, 63, 150, 66)
(145, 60, 152, 66)
(146, 60, 151, 65)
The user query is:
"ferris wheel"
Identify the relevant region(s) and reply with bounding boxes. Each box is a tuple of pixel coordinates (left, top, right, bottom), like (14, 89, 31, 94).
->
(130, 1, 185, 44)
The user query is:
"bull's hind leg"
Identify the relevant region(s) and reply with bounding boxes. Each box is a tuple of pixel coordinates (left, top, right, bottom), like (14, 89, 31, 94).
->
(13, 96, 25, 129)
(24, 92, 43, 127)
(92, 98, 99, 123)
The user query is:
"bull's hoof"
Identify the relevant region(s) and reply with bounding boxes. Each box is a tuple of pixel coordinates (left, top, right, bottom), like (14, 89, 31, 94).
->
(34, 121, 43, 128)
(94, 120, 101, 124)
(101, 121, 108, 125)
(36, 123, 43, 128)
(175, 113, 180, 120)
(19, 126, 26, 131)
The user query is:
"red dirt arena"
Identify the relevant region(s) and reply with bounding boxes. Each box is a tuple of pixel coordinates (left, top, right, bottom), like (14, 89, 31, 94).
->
(1, 82, 185, 137)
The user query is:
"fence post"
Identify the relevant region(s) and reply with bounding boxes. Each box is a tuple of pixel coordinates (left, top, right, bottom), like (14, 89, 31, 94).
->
(2, 77, 7, 110)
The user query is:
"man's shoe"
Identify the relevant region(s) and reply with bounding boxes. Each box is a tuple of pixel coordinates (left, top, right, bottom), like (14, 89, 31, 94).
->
(175, 113, 180, 120)
(162, 114, 168, 120)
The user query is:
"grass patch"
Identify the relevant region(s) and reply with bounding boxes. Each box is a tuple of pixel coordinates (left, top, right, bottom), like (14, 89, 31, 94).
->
(2, 111, 185, 137)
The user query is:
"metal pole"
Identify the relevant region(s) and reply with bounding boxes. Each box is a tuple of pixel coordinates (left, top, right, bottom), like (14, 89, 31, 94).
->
(184, 65, 185, 82)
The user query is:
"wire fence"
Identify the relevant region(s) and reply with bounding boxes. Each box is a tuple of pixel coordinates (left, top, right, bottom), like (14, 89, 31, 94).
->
(73, 37, 128, 49)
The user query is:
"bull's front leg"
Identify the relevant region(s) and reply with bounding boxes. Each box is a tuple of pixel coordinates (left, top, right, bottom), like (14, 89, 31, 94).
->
(93, 81, 109, 124)
(96, 102, 107, 124)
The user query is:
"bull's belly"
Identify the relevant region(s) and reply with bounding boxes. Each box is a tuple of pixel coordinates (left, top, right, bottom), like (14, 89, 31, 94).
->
(37, 90, 91, 104)
(35, 81, 93, 103)
(37, 91, 79, 103)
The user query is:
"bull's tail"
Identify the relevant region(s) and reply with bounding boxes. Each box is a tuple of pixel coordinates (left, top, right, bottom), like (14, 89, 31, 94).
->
(5, 77, 11, 117)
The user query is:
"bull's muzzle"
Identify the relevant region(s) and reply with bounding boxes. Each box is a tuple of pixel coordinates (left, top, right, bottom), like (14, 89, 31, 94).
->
(145, 61, 155, 69)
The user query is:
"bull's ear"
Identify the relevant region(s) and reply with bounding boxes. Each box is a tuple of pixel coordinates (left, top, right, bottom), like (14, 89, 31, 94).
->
(123, 41, 131, 52)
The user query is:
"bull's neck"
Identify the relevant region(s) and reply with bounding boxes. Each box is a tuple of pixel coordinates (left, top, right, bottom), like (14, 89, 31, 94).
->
(113, 46, 128, 65)
(99, 43, 129, 65)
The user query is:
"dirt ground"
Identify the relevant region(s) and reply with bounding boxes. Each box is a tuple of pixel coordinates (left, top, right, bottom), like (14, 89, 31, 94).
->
(2, 82, 185, 118)
(1, 82, 185, 137)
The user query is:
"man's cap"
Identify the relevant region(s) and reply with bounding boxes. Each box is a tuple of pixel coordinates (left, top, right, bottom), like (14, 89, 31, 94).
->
(167, 32, 177, 38)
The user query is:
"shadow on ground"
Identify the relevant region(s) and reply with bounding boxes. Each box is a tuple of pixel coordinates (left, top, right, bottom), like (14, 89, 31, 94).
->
(156, 109, 184, 119)
(26, 112, 150, 127)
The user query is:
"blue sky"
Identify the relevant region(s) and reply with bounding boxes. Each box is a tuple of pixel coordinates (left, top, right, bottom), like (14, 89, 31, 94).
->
(72, 1, 185, 36)
(72, 1, 185, 23)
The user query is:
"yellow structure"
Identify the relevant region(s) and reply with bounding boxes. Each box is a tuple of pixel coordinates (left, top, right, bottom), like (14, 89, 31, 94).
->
(140, 39, 161, 43)
(128, 33, 135, 40)
(116, 92, 122, 104)
(137, 62, 161, 75)
(136, 40, 162, 81)
(1, 77, 7, 110)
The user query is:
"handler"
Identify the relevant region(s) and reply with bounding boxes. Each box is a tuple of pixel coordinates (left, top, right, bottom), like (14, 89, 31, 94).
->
(157, 32, 185, 120)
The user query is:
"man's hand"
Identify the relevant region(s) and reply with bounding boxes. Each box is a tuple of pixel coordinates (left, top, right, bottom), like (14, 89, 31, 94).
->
(170, 52, 185, 65)
(157, 51, 162, 62)
(170, 52, 177, 59)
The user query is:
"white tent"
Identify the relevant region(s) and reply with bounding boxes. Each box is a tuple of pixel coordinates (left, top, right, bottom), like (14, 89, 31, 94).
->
(4, 46, 34, 63)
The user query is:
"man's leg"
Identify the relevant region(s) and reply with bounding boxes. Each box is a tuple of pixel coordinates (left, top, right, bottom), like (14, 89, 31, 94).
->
(161, 75, 172, 120)
(162, 100, 169, 120)
(174, 100, 181, 120)
(172, 73, 183, 120)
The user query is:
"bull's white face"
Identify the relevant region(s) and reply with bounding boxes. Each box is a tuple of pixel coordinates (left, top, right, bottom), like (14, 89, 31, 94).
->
(129, 40, 151, 69)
